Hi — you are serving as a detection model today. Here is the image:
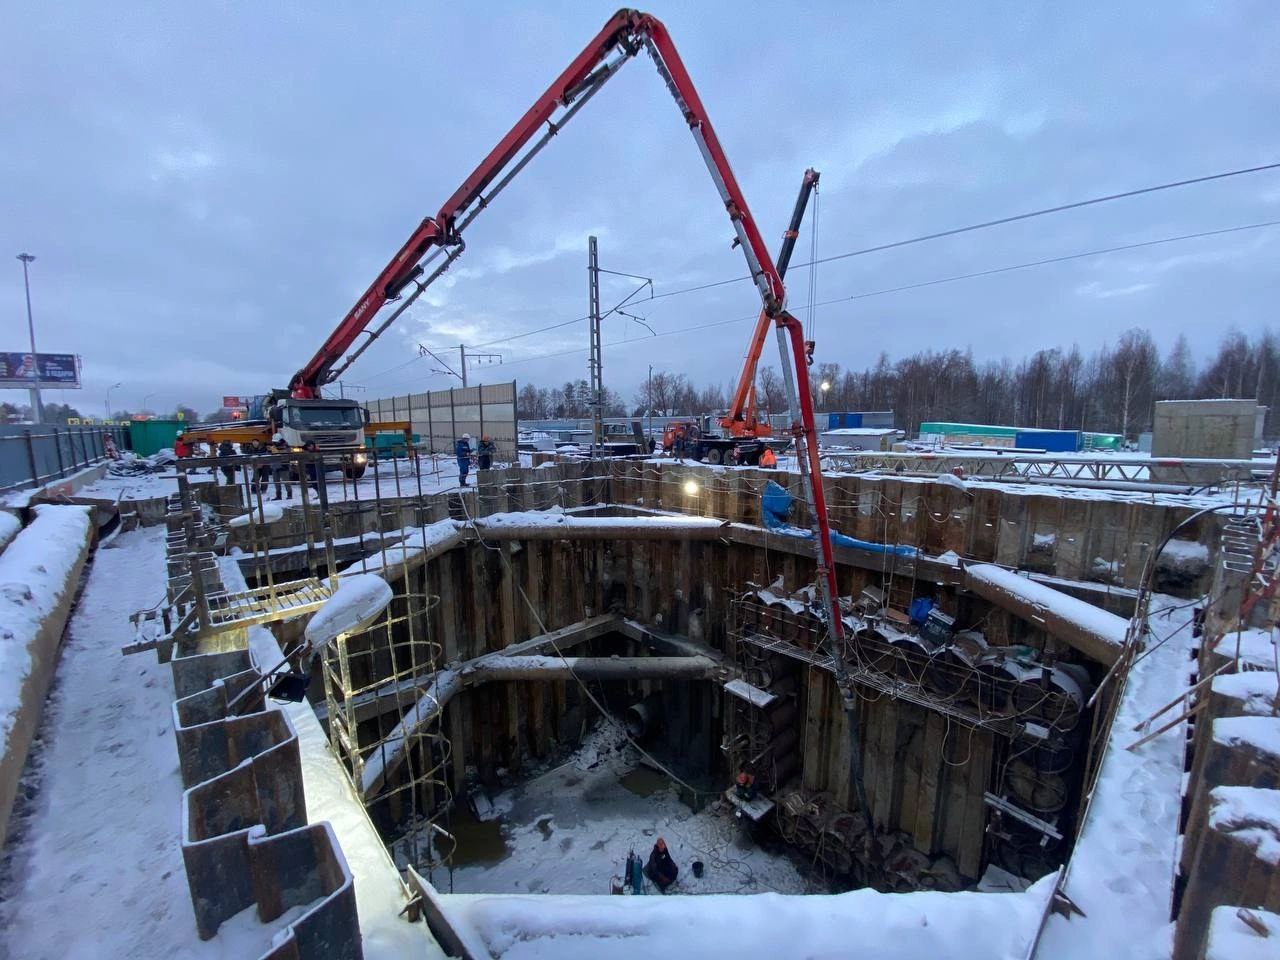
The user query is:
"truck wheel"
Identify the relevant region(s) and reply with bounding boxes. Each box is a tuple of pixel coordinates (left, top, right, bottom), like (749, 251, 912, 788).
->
(344, 463, 367, 480)
(704, 448, 723, 465)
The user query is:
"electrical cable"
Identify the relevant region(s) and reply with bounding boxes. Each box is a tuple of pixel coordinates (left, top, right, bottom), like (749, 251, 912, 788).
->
(363, 217, 1280, 389)
(645, 160, 1280, 302)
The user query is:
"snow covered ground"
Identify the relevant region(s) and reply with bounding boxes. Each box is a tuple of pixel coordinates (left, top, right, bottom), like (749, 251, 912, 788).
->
(1, 525, 440, 959)
(428, 724, 1057, 957)
(429, 726, 810, 898)
(1033, 598, 1198, 959)
(0, 527, 290, 959)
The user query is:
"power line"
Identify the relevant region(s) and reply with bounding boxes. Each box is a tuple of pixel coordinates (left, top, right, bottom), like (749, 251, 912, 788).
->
(363, 159, 1280, 386)
(378, 217, 1279, 382)
(645, 160, 1280, 301)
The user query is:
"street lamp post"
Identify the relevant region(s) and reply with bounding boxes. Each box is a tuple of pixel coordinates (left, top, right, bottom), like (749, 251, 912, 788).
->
(647, 364, 653, 450)
(819, 379, 831, 413)
(105, 382, 122, 422)
(142, 392, 156, 413)
(16, 253, 42, 424)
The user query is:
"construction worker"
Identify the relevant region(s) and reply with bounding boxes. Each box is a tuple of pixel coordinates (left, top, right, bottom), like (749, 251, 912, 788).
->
(217, 439, 236, 485)
(301, 441, 322, 491)
(644, 837, 679, 892)
(102, 432, 120, 460)
(455, 433, 473, 486)
(269, 433, 293, 501)
(477, 435, 496, 471)
(173, 431, 190, 459)
(245, 437, 270, 494)
(759, 447, 778, 469)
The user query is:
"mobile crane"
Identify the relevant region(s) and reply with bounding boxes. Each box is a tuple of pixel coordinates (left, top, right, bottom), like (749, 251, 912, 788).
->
(200, 9, 848, 694)
(662, 167, 820, 464)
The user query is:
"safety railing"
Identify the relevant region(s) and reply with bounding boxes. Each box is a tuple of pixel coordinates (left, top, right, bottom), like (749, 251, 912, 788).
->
(0, 424, 129, 494)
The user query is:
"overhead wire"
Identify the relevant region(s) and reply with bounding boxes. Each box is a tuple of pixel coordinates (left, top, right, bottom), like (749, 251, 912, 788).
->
(357, 160, 1279, 386)
(369, 217, 1280, 391)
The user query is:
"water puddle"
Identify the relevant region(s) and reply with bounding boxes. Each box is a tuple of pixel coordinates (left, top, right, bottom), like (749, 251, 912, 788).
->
(619, 765, 671, 798)
(447, 806, 511, 867)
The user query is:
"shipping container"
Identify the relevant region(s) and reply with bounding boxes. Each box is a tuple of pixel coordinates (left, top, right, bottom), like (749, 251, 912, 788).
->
(1014, 429, 1081, 453)
(128, 419, 187, 457)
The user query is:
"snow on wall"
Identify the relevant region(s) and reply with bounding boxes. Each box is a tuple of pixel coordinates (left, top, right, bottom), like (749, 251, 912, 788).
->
(446, 877, 1056, 960)
(1208, 786, 1280, 865)
(1034, 601, 1196, 959)
(1213, 627, 1277, 670)
(0, 503, 92, 753)
(1211, 716, 1280, 757)
(1212, 671, 1280, 715)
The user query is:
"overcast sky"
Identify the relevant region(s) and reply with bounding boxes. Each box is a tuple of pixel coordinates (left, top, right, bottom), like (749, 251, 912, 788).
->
(2, 1, 1278, 416)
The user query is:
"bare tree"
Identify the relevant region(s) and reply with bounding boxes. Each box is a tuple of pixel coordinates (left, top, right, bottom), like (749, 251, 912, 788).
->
(756, 365, 788, 414)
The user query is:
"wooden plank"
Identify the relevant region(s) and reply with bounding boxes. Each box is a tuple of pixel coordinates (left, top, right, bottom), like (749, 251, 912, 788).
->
(898, 710, 923, 841)
(955, 728, 994, 878)
(914, 711, 948, 854)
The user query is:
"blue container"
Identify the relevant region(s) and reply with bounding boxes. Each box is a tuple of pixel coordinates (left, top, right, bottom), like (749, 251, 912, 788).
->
(1014, 429, 1080, 453)
(827, 412, 863, 430)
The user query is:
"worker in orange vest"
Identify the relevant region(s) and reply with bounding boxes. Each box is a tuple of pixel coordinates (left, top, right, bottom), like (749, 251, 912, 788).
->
(759, 447, 778, 468)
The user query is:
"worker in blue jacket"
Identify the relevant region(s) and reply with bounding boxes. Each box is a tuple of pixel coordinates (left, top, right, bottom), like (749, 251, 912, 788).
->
(455, 433, 473, 486)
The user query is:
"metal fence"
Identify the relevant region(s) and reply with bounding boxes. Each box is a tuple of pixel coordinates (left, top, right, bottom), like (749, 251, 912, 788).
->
(0, 423, 130, 493)
(364, 381, 518, 458)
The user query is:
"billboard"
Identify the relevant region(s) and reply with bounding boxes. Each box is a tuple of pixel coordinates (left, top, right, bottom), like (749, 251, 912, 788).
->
(0, 352, 81, 389)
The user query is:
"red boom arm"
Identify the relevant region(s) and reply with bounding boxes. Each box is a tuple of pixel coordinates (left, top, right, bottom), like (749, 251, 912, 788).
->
(291, 9, 844, 646)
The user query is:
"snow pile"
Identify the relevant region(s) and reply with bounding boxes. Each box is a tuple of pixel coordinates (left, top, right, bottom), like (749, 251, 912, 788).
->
(1208, 786, 1280, 865)
(1211, 671, 1279, 716)
(227, 501, 285, 528)
(1211, 716, 1280, 758)
(1205, 905, 1280, 959)
(304, 573, 394, 649)
(0, 510, 20, 555)
(932, 472, 969, 493)
(1035, 600, 1196, 959)
(1213, 627, 1277, 670)
(449, 879, 1055, 959)
(1158, 538, 1210, 569)
(0, 504, 92, 752)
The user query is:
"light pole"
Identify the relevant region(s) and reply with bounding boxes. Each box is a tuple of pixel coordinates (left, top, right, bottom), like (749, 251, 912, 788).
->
(105, 382, 122, 422)
(647, 364, 653, 450)
(142, 392, 156, 413)
(819, 379, 831, 414)
(16, 253, 42, 424)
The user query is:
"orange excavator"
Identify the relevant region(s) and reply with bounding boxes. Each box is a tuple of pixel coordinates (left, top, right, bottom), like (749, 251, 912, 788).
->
(662, 167, 820, 465)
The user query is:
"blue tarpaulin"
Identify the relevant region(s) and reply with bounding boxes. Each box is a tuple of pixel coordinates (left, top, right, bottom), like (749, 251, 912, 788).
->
(761, 481, 918, 558)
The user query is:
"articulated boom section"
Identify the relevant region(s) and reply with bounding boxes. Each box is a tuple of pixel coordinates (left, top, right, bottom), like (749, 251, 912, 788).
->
(289, 9, 844, 646)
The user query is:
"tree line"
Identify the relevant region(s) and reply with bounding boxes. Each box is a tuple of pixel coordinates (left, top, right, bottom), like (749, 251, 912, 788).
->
(515, 327, 1280, 439)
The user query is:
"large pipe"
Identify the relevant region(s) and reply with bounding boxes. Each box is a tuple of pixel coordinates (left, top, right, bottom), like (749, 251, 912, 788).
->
(964, 563, 1127, 667)
(472, 515, 731, 542)
(464, 654, 719, 682)
(361, 652, 721, 798)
